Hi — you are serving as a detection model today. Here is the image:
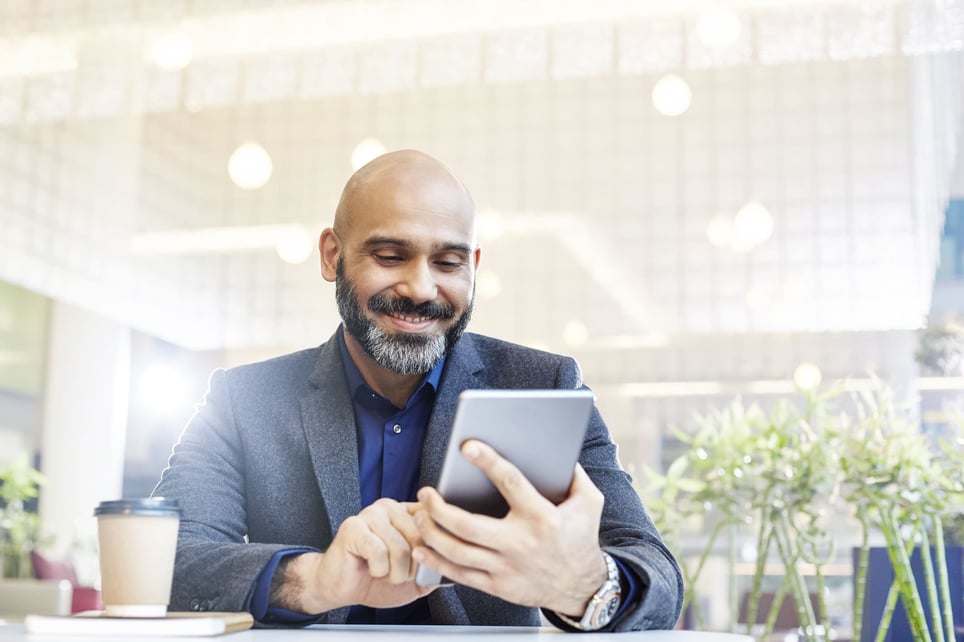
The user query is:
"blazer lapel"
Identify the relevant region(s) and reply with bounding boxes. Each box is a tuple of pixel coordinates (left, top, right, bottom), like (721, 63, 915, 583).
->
(418, 334, 486, 489)
(300, 334, 362, 538)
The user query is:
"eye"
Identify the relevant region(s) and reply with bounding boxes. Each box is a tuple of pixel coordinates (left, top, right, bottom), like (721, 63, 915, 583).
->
(374, 253, 404, 264)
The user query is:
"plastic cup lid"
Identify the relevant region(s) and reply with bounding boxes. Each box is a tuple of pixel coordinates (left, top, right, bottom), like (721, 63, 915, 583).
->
(94, 497, 181, 517)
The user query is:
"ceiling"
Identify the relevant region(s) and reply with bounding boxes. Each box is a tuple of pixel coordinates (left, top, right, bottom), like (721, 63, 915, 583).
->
(0, 1, 963, 428)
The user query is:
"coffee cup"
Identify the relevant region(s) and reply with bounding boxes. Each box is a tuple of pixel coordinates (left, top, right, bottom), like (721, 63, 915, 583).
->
(94, 498, 181, 618)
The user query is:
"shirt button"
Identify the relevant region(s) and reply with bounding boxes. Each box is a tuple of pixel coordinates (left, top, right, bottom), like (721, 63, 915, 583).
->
(392, 424, 402, 434)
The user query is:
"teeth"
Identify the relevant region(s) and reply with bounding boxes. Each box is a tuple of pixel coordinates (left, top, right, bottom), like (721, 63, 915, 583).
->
(390, 312, 429, 323)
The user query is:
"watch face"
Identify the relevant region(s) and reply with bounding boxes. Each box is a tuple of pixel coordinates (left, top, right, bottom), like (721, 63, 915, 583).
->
(589, 592, 621, 629)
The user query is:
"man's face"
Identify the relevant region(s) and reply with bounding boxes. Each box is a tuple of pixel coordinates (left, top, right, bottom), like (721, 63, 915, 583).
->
(329, 164, 480, 375)
(336, 256, 474, 374)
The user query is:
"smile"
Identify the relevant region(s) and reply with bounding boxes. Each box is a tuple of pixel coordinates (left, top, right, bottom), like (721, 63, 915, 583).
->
(386, 311, 435, 325)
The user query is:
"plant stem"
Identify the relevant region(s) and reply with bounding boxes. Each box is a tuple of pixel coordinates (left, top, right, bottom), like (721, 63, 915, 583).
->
(815, 565, 828, 637)
(919, 529, 945, 642)
(880, 508, 932, 642)
(764, 577, 791, 639)
(872, 580, 899, 642)
(852, 521, 870, 642)
(773, 514, 817, 641)
(745, 522, 773, 636)
(728, 521, 738, 632)
(933, 518, 955, 642)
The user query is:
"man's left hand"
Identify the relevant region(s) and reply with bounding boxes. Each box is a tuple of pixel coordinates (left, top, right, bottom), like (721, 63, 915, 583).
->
(412, 440, 609, 617)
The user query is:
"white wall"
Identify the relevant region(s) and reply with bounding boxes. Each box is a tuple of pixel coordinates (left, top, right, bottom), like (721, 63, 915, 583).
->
(38, 301, 130, 559)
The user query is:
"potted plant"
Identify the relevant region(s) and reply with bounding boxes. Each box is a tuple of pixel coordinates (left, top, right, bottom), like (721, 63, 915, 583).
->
(642, 387, 845, 640)
(641, 379, 963, 642)
(840, 384, 963, 642)
(0, 453, 46, 579)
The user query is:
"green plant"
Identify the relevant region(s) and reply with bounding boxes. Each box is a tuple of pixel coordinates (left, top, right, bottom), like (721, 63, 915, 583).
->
(839, 383, 963, 642)
(0, 453, 46, 578)
(642, 379, 963, 642)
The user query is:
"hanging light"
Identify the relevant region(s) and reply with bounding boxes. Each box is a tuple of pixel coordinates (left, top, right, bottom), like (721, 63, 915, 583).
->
(793, 362, 823, 391)
(148, 31, 193, 71)
(706, 214, 734, 248)
(275, 226, 313, 264)
(651, 73, 692, 116)
(228, 142, 273, 190)
(351, 137, 387, 170)
(732, 201, 774, 251)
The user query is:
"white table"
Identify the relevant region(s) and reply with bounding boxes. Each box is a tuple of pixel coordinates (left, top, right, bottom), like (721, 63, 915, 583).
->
(0, 622, 753, 641)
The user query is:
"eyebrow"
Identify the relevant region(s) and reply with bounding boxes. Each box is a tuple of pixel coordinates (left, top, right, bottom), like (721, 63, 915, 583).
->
(361, 236, 474, 254)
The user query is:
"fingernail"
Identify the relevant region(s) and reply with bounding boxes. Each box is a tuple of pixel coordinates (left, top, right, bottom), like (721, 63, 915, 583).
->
(412, 549, 424, 562)
(417, 488, 428, 502)
(462, 440, 480, 459)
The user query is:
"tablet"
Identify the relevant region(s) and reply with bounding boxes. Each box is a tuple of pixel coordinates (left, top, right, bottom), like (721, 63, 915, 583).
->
(414, 388, 594, 586)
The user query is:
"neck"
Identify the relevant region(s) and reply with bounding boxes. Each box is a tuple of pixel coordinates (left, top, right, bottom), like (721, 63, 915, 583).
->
(342, 331, 426, 408)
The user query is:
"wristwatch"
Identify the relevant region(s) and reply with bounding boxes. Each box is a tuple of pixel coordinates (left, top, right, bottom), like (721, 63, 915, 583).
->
(556, 552, 622, 631)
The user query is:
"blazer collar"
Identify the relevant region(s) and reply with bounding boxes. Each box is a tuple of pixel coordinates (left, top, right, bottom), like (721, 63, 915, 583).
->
(301, 332, 361, 534)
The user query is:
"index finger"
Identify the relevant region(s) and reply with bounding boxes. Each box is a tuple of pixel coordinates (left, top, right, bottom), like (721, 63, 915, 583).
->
(461, 440, 554, 515)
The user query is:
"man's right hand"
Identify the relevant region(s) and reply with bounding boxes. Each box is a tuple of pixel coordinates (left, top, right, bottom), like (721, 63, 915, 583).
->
(270, 498, 438, 614)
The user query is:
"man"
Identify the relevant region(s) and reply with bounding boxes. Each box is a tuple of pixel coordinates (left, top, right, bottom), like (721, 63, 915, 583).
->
(153, 150, 682, 631)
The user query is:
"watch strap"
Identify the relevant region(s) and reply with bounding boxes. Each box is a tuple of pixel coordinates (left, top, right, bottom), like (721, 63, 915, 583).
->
(555, 552, 622, 631)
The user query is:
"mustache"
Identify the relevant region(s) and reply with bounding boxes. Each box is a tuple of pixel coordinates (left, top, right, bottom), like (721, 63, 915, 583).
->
(368, 294, 456, 321)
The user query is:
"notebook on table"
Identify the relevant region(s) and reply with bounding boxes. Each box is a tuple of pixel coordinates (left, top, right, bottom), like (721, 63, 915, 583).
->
(24, 611, 254, 637)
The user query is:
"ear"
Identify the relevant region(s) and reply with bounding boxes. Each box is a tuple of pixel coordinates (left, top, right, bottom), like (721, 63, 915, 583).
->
(472, 247, 481, 270)
(319, 228, 340, 282)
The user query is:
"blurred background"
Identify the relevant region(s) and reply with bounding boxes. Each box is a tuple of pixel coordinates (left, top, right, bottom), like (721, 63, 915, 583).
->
(0, 0, 963, 632)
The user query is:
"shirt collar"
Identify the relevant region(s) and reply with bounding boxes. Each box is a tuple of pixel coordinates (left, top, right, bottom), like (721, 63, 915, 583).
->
(337, 325, 446, 403)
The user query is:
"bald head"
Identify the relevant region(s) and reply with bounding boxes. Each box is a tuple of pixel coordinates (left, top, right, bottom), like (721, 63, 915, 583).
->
(318, 149, 481, 381)
(333, 149, 475, 238)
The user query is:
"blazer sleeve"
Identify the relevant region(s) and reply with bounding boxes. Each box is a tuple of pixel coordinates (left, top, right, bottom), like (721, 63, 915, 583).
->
(152, 368, 315, 617)
(544, 356, 684, 631)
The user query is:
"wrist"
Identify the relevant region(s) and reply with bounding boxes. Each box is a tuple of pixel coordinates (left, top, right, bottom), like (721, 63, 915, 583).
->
(560, 553, 609, 616)
(555, 552, 622, 631)
(272, 552, 333, 614)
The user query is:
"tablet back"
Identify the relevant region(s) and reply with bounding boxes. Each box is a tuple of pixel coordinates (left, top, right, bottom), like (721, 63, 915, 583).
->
(436, 388, 594, 518)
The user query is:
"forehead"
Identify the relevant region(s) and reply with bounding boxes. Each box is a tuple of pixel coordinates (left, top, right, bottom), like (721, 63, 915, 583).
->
(343, 168, 476, 247)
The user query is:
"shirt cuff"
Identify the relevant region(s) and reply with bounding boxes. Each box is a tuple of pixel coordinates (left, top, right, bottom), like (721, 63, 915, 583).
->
(250, 548, 319, 624)
(610, 556, 640, 621)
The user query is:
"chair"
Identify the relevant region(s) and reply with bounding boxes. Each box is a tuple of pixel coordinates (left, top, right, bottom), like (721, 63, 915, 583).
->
(0, 578, 72, 618)
(30, 550, 103, 613)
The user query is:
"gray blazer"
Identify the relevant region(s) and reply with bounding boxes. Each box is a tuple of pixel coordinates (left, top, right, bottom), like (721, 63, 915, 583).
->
(153, 330, 683, 631)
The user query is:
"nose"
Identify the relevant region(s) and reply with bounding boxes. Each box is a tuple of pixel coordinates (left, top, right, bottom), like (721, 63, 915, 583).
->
(396, 259, 438, 303)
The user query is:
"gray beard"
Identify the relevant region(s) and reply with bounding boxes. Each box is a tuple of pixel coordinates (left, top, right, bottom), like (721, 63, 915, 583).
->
(358, 323, 447, 375)
(335, 259, 474, 375)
